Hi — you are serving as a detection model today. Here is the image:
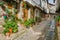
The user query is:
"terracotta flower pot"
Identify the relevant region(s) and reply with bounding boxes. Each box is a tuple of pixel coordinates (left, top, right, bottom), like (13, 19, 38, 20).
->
(9, 28, 12, 33)
(6, 32, 10, 37)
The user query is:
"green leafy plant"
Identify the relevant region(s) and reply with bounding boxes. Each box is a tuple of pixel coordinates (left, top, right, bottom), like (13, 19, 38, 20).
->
(24, 20, 30, 28)
(24, 18, 35, 28)
(56, 16, 60, 21)
(0, 1, 4, 6)
(5, 8, 12, 14)
(3, 20, 18, 35)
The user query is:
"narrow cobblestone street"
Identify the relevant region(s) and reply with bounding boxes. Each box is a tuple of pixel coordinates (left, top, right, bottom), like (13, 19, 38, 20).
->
(0, 0, 60, 40)
(13, 15, 56, 40)
(0, 14, 56, 40)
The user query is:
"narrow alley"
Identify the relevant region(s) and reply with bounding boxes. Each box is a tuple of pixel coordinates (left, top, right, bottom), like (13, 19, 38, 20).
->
(0, 0, 60, 40)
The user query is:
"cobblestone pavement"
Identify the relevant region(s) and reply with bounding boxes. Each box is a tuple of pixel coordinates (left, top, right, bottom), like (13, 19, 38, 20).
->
(0, 14, 55, 40)
(11, 21, 50, 40)
(13, 20, 50, 40)
(32, 20, 51, 40)
(13, 20, 51, 40)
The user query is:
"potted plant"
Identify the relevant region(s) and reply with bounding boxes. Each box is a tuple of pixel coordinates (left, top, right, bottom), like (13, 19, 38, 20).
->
(24, 20, 30, 28)
(23, 18, 35, 28)
(29, 18, 36, 27)
(3, 28, 10, 36)
(3, 20, 18, 36)
(9, 28, 12, 33)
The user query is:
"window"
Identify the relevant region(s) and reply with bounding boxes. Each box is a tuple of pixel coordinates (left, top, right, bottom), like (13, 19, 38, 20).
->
(47, 0, 55, 5)
(40, 0, 41, 6)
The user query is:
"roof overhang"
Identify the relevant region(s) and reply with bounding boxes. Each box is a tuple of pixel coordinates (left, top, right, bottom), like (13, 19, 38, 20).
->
(24, 0, 43, 10)
(24, 0, 35, 6)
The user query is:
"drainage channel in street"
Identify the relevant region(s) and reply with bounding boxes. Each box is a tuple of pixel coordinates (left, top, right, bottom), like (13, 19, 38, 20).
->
(44, 19, 56, 40)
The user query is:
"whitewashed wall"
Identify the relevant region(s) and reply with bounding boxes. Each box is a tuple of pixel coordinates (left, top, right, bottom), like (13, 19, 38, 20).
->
(41, 0, 59, 13)
(24, 0, 35, 6)
(24, 0, 60, 13)
(41, 0, 50, 13)
(59, 0, 60, 7)
(28, 9, 31, 19)
(24, 0, 41, 8)
(55, 0, 59, 11)
(32, 0, 40, 5)
(34, 8, 40, 18)
(56, 0, 60, 8)
(49, 6, 56, 13)
(49, 0, 60, 13)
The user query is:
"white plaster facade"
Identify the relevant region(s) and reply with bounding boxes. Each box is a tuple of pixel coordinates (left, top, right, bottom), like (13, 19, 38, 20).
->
(23, 0, 60, 14)
(41, 0, 60, 13)
(24, 0, 35, 6)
